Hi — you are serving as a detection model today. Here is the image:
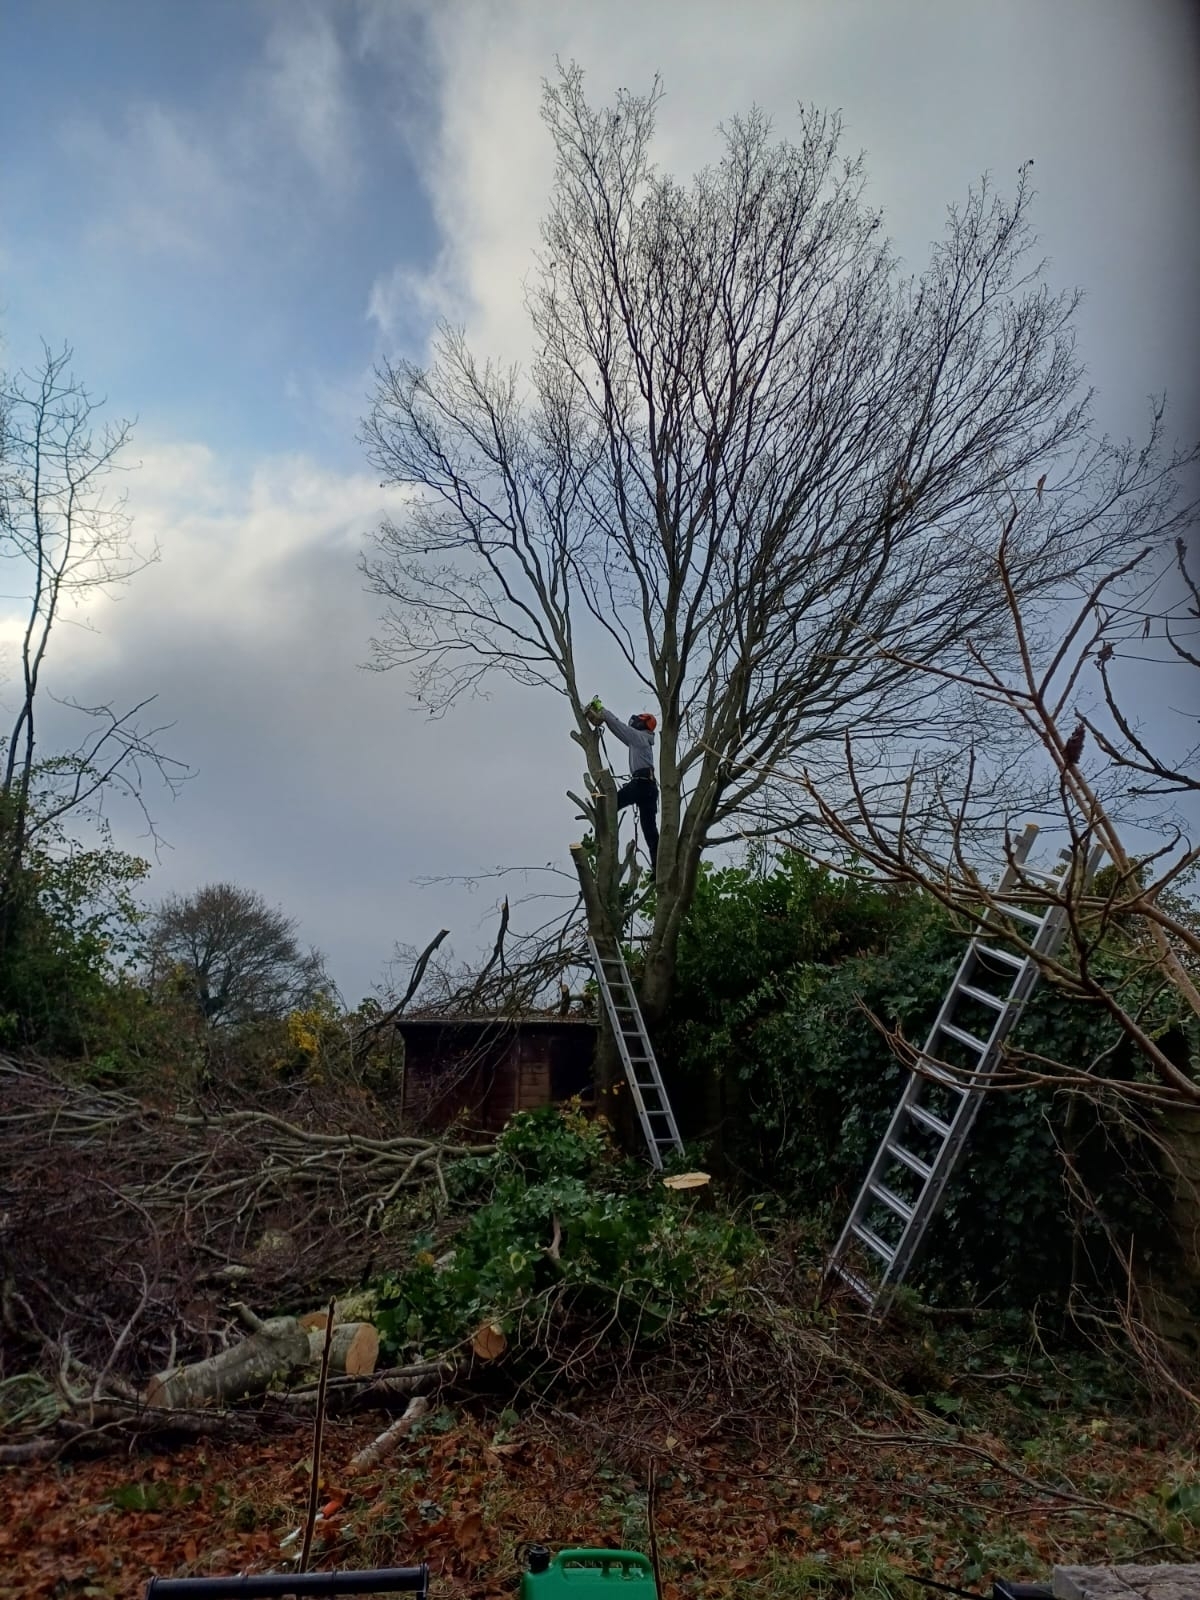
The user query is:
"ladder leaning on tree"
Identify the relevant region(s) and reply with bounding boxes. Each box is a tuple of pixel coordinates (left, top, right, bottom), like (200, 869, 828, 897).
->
(826, 823, 1103, 1315)
(583, 930, 684, 1171)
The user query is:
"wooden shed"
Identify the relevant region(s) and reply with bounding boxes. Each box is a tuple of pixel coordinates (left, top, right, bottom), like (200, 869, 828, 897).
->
(395, 1015, 597, 1133)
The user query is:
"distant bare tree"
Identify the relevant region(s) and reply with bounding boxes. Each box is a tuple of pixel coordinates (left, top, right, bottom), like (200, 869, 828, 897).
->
(146, 883, 329, 1027)
(362, 66, 1197, 1091)
(0, 344, 182, 960)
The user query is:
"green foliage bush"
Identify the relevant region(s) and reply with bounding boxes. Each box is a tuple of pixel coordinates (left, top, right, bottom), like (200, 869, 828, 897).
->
(0, 795, 152, 1062)
(661, 853, 1176, 1308)
(371, 1105, 758, 1360)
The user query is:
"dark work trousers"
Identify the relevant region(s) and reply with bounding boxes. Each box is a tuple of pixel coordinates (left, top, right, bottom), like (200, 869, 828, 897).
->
(616, 769, 659, 869)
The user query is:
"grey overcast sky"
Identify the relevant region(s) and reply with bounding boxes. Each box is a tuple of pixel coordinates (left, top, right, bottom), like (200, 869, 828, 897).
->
(2, 0, 1198, 1002)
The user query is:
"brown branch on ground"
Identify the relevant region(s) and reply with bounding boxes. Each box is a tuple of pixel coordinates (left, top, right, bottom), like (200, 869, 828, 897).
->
(0, 1054, 487, 1455)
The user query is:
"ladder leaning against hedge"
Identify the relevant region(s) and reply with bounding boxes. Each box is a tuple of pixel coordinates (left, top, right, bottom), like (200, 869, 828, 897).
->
(826, 824, 1103, 1315)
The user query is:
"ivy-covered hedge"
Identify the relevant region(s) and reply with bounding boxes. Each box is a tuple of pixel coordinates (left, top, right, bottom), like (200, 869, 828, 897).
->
(372, 1105, 759, 1362)
(660, 854, 1175, 1308)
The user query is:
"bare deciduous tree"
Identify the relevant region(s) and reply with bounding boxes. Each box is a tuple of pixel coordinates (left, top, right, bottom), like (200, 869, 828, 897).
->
(798, 524, 1199, 1107)
(0, 344, 182, 952)
(361, 67, 1197, 1080)
(146, 883, 329, 1027)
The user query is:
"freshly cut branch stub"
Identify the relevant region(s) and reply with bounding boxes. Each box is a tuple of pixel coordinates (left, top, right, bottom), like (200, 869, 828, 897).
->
(471, 1322, 507, 1361)
(305, 1322, 379, 1377)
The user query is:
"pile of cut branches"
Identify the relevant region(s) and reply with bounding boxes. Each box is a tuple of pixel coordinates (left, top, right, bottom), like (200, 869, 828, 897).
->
(0, 1056, 486, 1461)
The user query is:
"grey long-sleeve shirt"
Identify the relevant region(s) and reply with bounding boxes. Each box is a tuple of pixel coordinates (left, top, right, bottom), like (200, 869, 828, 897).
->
(600, 708, 655, 777)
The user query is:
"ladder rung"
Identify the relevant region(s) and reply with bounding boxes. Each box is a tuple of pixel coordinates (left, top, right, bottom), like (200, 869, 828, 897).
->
(887, 1143, 932, 1180)
(907, 1103, 951, 1139)
(821, 841, 1088, 1308)
(828, 1261, 876, 1307)
(851, 1222, 896, 1264)
(974, 943, 1026, 970)
(586, 919, 682, 1169)
(915, 1057, 969, 1092)
(995, 903, 1045, 927)
(958, 983, 1008, 1010)
(868, 1182, 914, 1222)
(938, 1021, 990, 1054)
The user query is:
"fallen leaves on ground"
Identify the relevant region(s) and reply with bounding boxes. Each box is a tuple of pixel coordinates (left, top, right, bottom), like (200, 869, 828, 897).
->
(1, 1399, 1193, 1599)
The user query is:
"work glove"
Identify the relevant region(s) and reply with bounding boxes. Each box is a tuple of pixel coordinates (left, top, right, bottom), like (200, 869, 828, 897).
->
(585, 696, 604, 725)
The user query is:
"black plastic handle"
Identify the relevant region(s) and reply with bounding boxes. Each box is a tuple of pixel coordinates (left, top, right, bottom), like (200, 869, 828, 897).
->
(144, 1565, 429, 1598)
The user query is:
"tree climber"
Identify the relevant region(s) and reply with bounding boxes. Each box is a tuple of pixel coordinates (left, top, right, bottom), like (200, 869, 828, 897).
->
(585, 697, 659, 870)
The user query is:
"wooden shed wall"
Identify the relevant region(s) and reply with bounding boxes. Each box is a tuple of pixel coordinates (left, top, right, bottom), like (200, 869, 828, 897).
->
(398, 1021, 595, 1133)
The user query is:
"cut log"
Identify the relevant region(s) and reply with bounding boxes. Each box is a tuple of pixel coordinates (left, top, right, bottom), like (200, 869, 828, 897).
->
(305, 1322, 379, 1377)
(145, 1316, 310, 1409)
(346, 1395, 430, 1476)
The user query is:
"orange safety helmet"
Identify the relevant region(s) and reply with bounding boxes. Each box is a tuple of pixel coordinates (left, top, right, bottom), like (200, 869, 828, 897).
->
(630, 712, 658, 733)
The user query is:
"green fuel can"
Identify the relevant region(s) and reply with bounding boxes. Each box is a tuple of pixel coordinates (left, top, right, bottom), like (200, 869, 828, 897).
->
(520, 1549, 658, 1600)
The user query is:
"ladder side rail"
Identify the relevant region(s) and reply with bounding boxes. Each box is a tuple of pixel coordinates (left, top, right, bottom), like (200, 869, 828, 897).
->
(916, 934, 1017, 1071)
(843, 1091, 952, 1270)
(831, 952, 1027, 1292)
(608, 944, 655, 1059)
(876, 1086, 991, 1302)
(946, 847, 1090, 1083)
(603, 942, 685, 1155)
(993, 824, 1040, 894)
(878, 852, 1103, 1301)
(826, 1060, 953, 1278)
(830, 944, 995, 1283)
(829, 837, 1104, 1312)
(839, 933, 1028, 1271)
(915, 825, 1043, 1067)
(586, 936, 662, 1164)
(585, 935, 683, 1166)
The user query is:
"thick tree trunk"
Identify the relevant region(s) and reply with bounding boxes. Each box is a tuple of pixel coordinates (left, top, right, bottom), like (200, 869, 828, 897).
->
(639, 829, 703, 1026)
(145, 1316, 311, 1408)
(571, 829, 644, 1151)
(571, 721, 710, 1151)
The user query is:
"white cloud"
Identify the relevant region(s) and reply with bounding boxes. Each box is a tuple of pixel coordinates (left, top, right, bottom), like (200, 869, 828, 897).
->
(116, 444, 402, 641)
(62, 101, 240, 261)
(32, 433, 584, 998)
(58, 7, 362, 265)
(366, 258, 460, 345)
(363, 0, 1200, 443)
(260, 4, 358, 193)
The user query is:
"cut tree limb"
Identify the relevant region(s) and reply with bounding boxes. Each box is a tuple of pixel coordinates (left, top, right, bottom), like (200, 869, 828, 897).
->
(146, 1315, 311, 1408)
(346, 1394, 430, 1475)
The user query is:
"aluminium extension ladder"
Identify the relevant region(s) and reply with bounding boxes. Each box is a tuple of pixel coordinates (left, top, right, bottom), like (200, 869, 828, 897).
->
(826, 824, 1103, 1314)
(585, 933, 684, 1169)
